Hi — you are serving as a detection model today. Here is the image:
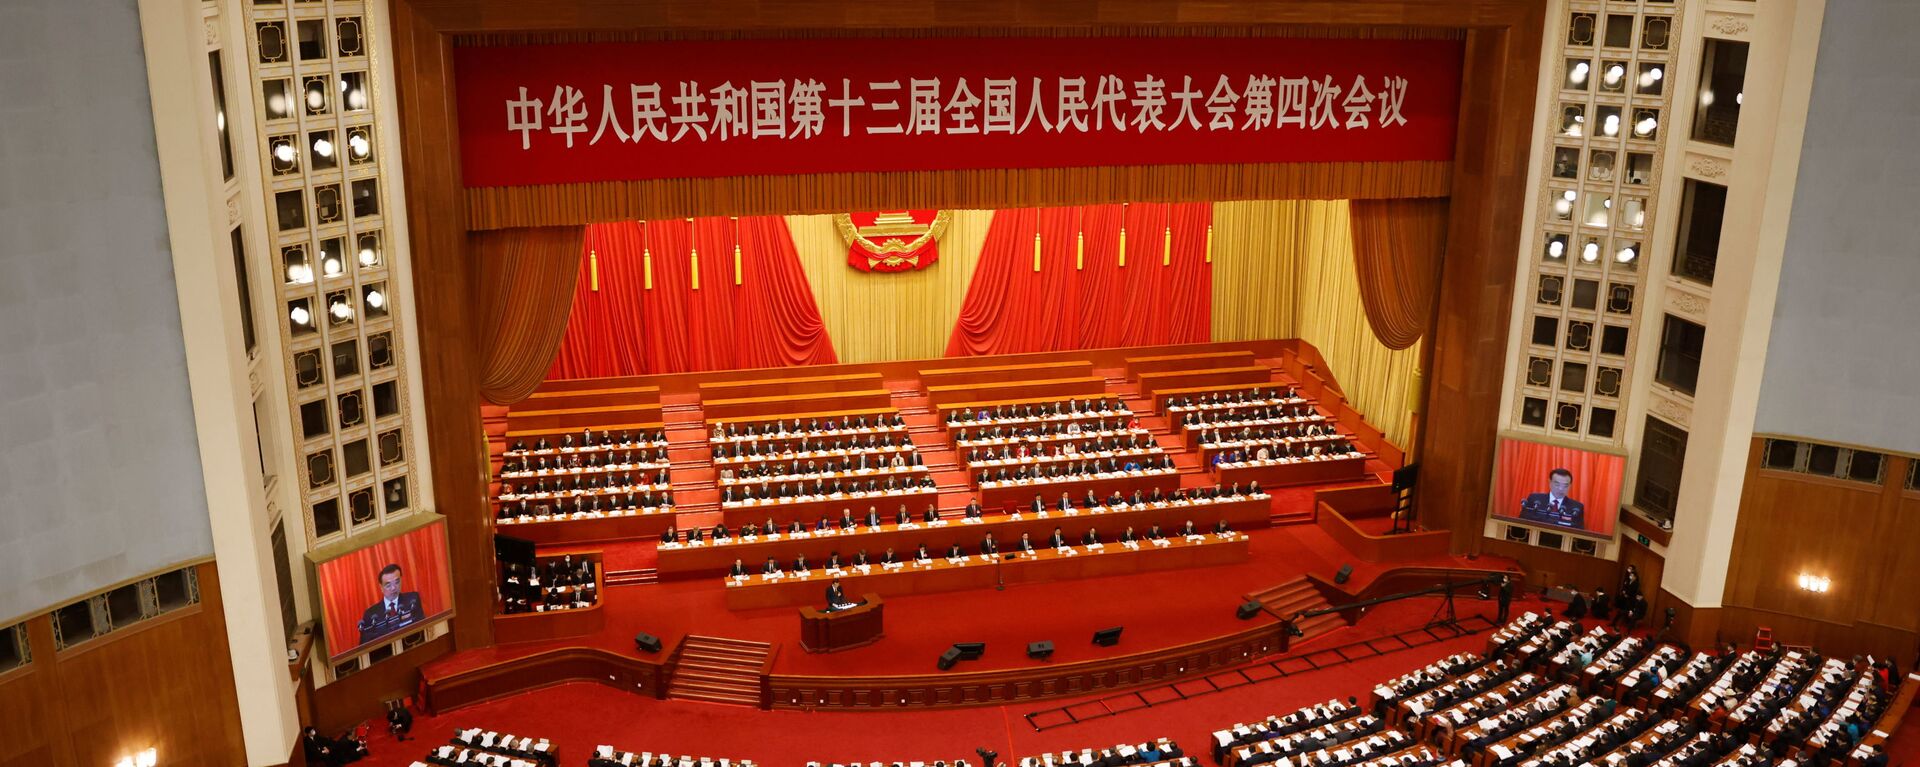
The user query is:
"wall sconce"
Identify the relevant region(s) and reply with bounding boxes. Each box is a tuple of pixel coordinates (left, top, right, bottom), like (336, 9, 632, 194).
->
(1796, 574, 1831, 594)
(115, 747, 157, 767)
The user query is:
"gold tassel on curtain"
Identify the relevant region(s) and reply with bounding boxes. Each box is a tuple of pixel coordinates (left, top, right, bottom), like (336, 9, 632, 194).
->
(1348, 198, 1451, 350)
(1032, 229, 1042, 272)
(641, 220, 653, 290)
(471, 226, 586, 405)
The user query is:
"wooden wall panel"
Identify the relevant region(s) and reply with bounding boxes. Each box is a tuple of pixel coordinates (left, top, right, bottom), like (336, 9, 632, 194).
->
(390, 0, 500, 652)
(0, 563, 246, 767)
(1480, 538, 1621, 595)
(1716, 442, 1919, 666)
(308, 635, 453, 734)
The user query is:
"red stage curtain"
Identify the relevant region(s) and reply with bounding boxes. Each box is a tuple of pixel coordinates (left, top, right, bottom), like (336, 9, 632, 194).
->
(1348, 198, 1450, 350)
(548, 217, 836, 378)
(946, 202, 1212, 357)
(471, 226, 586, 404)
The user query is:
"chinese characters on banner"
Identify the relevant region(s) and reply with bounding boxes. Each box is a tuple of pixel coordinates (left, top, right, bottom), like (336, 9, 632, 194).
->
(454, 37, 1464, 187)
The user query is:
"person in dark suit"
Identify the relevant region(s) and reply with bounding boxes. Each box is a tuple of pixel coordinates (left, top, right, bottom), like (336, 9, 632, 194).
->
(981, 532, 999, 555)
(730, 559, 747, 577)
(864, 507, 882, 527)
(852, 550, 870, 566)
(924, 504, 941, 522)
(1030, 495, 1046, 514)
(1180, 519, 1198, 536)
(357, 563, 426, 645)
(1518, 468, 1586, 529)
(964, 501, 983, 519)
(762, 557, 780, 575)
(1018, 532, 1036, 554)
(1566, 590, 1590, 621)
(946, 542, 964, 558)
(1497, 575, 1514, 623)
(1049, 527, 1068, 549)
(880, 548, 898, 565)
(825, 578, 846, 607)
(1082, 528, 1100, 545)
(1120, 526, 1137, 543)
(385, 701, 413, 741)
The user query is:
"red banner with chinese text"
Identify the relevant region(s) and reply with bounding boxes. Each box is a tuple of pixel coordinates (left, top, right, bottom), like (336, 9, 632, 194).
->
(453, 37, 1464, 188)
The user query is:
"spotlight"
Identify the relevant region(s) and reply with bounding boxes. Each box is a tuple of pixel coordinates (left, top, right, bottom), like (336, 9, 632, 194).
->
(289, 305, 312, 325)
(273, 143, 295, 164)
(1635, 117, 1658, 136)
(323, 255, 343, 277)
(366, 289, 386, 309)
(313, 137, 334, 158)
(286, 263, 313, 283)
(267, 92, 288, 115)
(1582, 242, 1600, 262)
(348, 133, 371, 158)
(1547, 240, 1565, 259)
(1602, 114, 1621, 136)
(330, 300, 353, 320)
(347, 88, 367, 110)
(358, 246, 377, 267)
(306, 86, 325, 110)
(1604, 64, 1624, 86)
(1615, 246, 1637, 264)
(1569, 62, 1590, 85)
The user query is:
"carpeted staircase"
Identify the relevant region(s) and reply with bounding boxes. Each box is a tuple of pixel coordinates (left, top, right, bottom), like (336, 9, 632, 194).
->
(666, 635, 772, 707)
(1245, 576, 1346, 640)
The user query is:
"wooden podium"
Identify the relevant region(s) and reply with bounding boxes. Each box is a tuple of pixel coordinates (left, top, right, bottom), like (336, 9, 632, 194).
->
(798, 593, 884, 653)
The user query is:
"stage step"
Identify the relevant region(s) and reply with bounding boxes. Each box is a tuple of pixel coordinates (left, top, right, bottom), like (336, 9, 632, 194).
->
(667, 635, 771, 708)
(1249, 576, 1343, 631)
(605, 567, 655, 586)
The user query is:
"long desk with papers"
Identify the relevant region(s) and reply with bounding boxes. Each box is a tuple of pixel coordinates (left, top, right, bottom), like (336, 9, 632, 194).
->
(978, 469, 1183, 510)
(722, 531, 1250, 609)
(1213, 454, 1372, 488)
(659, 494, 1271, 577)
(717, 487, 942, 528)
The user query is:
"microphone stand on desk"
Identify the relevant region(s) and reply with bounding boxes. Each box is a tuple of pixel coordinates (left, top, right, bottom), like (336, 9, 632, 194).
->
(996, 552, 1016, 591)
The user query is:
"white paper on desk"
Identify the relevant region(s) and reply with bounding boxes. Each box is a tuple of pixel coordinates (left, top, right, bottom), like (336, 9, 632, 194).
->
(1088, 543, 1104, 551)
(1123, 541, 1140, 551)
(1491, 746, 1513, 759)
(1152, 539, 1170, 548)
(1063, 548, 1080, 556)
(857, 565, 872, 574)
(1186, 534, 1205, 542)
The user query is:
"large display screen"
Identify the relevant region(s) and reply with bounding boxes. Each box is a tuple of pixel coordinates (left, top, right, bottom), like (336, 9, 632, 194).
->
(1492, 437, 1624, 539)
(315, 519, 453, 661)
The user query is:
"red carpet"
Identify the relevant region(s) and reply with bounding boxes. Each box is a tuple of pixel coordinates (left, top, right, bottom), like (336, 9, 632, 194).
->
(360, 595, 1536, 765)
(430, 522, 1499, 680)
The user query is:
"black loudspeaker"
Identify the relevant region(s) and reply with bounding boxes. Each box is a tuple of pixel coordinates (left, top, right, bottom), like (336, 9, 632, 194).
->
(1027, 640, 1055, 659)
(1333, 564, 1354, 584)
(634, 632, 662, 653)
(953, 642, 986, 660)
(937, 647, 964, 670)
(1092, 626, 1123, 646)
(1392, 463, 1420, 491)
(1237, 600, 1264, 620)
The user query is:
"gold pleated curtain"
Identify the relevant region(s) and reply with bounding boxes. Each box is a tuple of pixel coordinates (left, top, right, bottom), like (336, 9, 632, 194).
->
(1348, 198, 1450, 350)
(472, 226, 586, 404)
(1210, 200, 1424, 448)
(785, 211, 993, 364)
